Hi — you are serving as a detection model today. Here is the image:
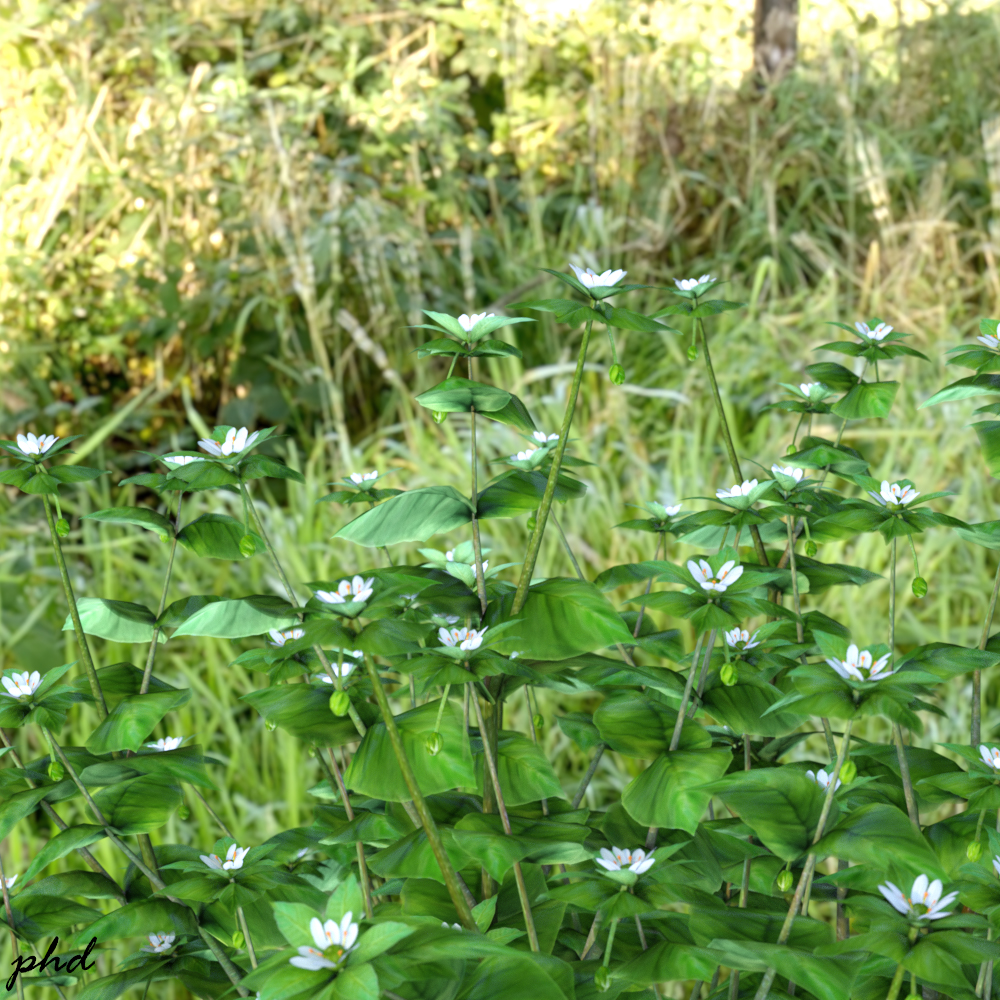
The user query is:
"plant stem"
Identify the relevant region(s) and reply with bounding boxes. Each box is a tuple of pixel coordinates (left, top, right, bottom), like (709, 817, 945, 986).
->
(469, 406, 488, 616)
(140, 493, 184, 694)
(690, 629, 718, 717)
(886, 960, 907, 1000)
(602, 915, 618, 967)
(42, 494, 107, 717)
(572, 745, 605, 809)
(236, 905, 257, 968)
(974, 559, 1000, 746)
(190, 786, 235, 838)
(633, 534, 663, 638)
(581, 910, 602, 959)
(698, 320, 768, 568)
(324, 747, 373, 919)
(551, 509, 584, 580)
(525, 686, 549, 816)
(0, 852, 24, 1000)
(889, 535, 920, 830)
(670, 631, 711, 750)
(786, 515, 804, 643)
(512, 316, 594, 614)
(471, 692, 540, 951)
(360, 654, 477, 930)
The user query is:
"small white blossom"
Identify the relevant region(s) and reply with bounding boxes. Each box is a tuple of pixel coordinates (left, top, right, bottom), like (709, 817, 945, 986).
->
(716, 479, 758, 499)
(316, 576, 374, 605)
(146, 736, 183, 752)
(533, 432, 559, 443)
(295, 848, 310, 860)
(978, 334, 1000, 350)
(1, 671, 40, 699)
(514, 448, 537, 462)
(856, 321, 893, 341)
(980, 745, 1000, 770)
(457, 312, 494, 332)
(349, 471, 378, 484)
(688, 559, 743, 593)
(806, 768, 841, 792)
(878, 875, 957, 921)
(799, 382, 823, 398)
(141, 933, 176, 954)
(268, 628, 305, 648)
(674, 274, 713, 291)
(569, 263, 626, 288)
(289, 914, 358, 971)
(771, 465, 804, 482)
(198, 427, 260, 457)
(3, 875, 16, 890)
(438, 626, 487, 651)
(161, 455, 200, 467)
(595, 847, 655, 874)
(870, 481, 919, 506)
(724, 628, 760, 650)
(200, 843, 250, 872)
(319, 653, 361, 682)
(15, 433, 58, 457)
(663, 504, 683, 516)
(826, 643, 894, 682)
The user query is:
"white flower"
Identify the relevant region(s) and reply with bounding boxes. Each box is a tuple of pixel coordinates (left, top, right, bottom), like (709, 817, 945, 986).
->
(799, 382, 822, 397)
(878, 874, 957, 921)
(673, 274, 713, 291)
(161, 455, 200, 467)
(295, 848, 310, 860)
(569, 263, 626, 288)
(15, 432, 58, 457)
(4, 875, 16, 890)
(200, 843, 250, 871)
(441, 921, 463, 930)
(445, 549, 455, 561)
(289, 914, 358, 971)
(870, 481, 919, 506)
(457, 312, 494, 333)
(438, 626, 487, 651)
(319, 653, 361, 682)
(716, 479, 758, 499)
(771, 465, 803, 482)
(141, 933, 176, 954)
(349, 471, 378, 484)
(687, 559, 744, 593)
(855, 321, 892, 341)
(826, 643, 894, 682)
(993, 856, 1000, 878)
(979, 745, 1000, 770)
(595, 847, 655, 874)
(663, 504, 683, 516)
(806, 768, 841, 792)
(268, 627, 305, 647)
(146, 736, 183, 752)
(514, 448, 537, 461)
(533, 432, 559, 443)
(978, 334, 1000, 350)
(197, 426, 260, 457)
(724, 628, 760, 650)
(1, 671, 41, 699)
(316, 576, 374, 605)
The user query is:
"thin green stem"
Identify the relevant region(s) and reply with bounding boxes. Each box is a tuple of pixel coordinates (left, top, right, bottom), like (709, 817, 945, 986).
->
(572, 745, 605, 809)
(885, 962, 906, 1000)
(321, 748, 373, 918)
(551, 509, 584, 581)
(602, 914, 618, 967)
(889, 535, 919, 829)
(0, 852, 25, 1000)
(190, 786, 235, 839)
(512, 316, 594, 614)
(671, 631, 712, 750)
(469, 406, 488, 616)
(581, 910, 602, 960)
(974, 559, 1000, 746)
(140, 493, 184, 694)
(633, 533, 663, 638)
(786, 515, 803, 643)
(42, 494, 107, 717)
(360, 654, 477, 929)
(236, 905, 257, 968)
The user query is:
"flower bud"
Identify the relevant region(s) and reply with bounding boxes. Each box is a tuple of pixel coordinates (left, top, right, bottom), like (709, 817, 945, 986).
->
(609, 363, 625, 386)
(526, 514, 537, 531)
(329, 691, 351, 717)
(912, 576, 928, 599)
(532, 714, 544, 732)
(839, 759, 857, 785)
(776, 870, 794, 892)
(47, 760, 65, 782)
(176, 804, 190, 821)
(786, 444, 796, 456)
(720, 663, 738, 687)
(594, 966, 611, 993)
(805, 540, 818, 557)
(968, 840, 984, 862)
(265, 719, 277, 732)
(308, 746, 317, 758)
(433, 411, 447, 424)
(239, 533, 256, 558)
(158, 534, 170, 544)
(232, 930, 245, 949)
(56, 518, 70, 537)
(425, 731, 443, 756)
(686, 344, 698, 362)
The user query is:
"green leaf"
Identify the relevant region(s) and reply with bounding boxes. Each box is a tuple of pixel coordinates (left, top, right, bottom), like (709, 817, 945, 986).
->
(473, 730, 565, 806)
(415, 377, 511, 414)
(47, 465, 107, 484)
(86, 689, 192, 754)
(921, 372, 1000, 407)
(68, 897, 197, 947)
(21, 826, 106, 881)
(483, 392, 537, 432)
(242, 685, 379, 747)
(0, 784, 74, 842)
(974, 421, 1000, 477)
(170, 595, 299, 638)
(594, 692, 711, 756)
(83, 506, 174, 537)
(272, 901, 320, 947)
(62, 598, 157, 644)
(803, 361, 859, 392)
(702, 674, 806, 737)
(331, 962, 379, 1000)
(367, 827, 469, 883)
(177, 513, 266, 559)
(516, 297, 603, 326)
(238, 454, 305, 483)
(91, 775, 182, 834)
(335, 486, 475, 547)
(831, 380, 899, 419)
(477, 470, 586, 519)
(349, 921, 415, 964)
(621, 749, 731, 833)
(556, 712, 604, 750)
(169, 460, 241, 490)
(605, 307, 671, 333)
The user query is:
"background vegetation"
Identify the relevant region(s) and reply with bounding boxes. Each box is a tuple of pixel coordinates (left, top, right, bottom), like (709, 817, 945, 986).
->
(3, 0, 1000, 990)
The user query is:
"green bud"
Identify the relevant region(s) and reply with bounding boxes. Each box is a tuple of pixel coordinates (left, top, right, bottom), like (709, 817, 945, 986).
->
(594, 966, 611, 993)
(47, 760, 65, 782)
(232, 930, 245, 949)
(968, 840, 984, 862)
(158, 534, 170, 544)
(686, 344, 698, 362)
(526, 514, 537, 531)
(532, 714, 544, 732)
(56, 518, 70, 537)
(609, 363, 625, 386)
(265, 719, 277, 732)
(776, 870, 794, 893)
(425, 731, 443, 756)
(720, 662, 738, 687)
(805, 540, 817, 557)
(308, 746, 317, 758)
(839, 759, 857, 785)
(912, 576, 928, 599)
(239, 533, 256, 558)
(433, 411, 447, 424)
(329, 691, 351, 717)
(176, 804, 190, 821)
(786, 444, 796, 455)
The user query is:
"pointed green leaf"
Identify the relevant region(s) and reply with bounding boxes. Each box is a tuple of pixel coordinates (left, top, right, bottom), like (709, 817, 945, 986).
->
(335, 486, 475, 547)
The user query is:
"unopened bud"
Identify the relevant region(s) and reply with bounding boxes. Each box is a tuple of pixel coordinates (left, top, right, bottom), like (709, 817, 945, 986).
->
(532, 713, 544, 732)
(239, 533, 256, 558)
(720, 662, 738, 687)
(265, 719, 277, 732)
(47, 760, 65, 782)
(786, 444, 796, 456)
(433, 411, 447, 424)
(839, 759, 857, 785)
(425, 731, 443, 756)
(609, 363, 625, 386)
(158, 534, 170, 544)
(968, 840, 984, 861)
(308, 746, 317, 758)
(232, 930, 245, 949)
(686, 344, 698, 362)
(56, 518, 70, 537)
(912, 576, 928, 599)
(777, 870, 794, 892)
(594, 966, 611, 993)
(329, 691, 351, 717)
(526, 514, 537, 531)
(176, 804, 190, 821)
(805, 540, 817, 557)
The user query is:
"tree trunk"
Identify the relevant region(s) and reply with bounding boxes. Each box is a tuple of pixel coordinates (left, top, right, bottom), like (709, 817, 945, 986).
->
(753, 0, 798, 82)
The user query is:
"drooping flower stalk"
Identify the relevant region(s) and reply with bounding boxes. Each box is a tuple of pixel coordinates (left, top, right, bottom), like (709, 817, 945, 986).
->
(889, 536, 920, 829)
(320, 747, 373, 919)
(235, 905, 257, 968)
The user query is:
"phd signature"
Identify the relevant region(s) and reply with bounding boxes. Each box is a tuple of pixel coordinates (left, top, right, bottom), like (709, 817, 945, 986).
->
(7, 937, 97, 990)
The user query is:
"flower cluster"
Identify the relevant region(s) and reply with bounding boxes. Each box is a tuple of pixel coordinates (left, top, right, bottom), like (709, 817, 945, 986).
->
(16, 432, 58, 457)
(1, 671, 40, 699)
(533, 431, 559, 443)
(570, 263, 626, 288)
(674, 274, 713, 290)
(146, 736, 183, 752)
(716, 479, 758, 499)
(771, 465, 804, 482)
(438, 626, 487, 651)
(200, 843, 249, 871)
(826, 644, 894, 682)
(688, 559, 743, 593)
(595, 847, 655, 874)
(349, 471, 378, 484)
(870, 481, 919, 506)
(290, 914, 359, 971)
(724, 628, 760, 650)
(458, 312, 494, 332)
(269, 628, 305, 648)
(317, 576, 375, 605)
(198, 426, 260, 457)
(856, 321, 893, 341)
(142, 933, 176, 954)
(878, 874, 956, 921)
